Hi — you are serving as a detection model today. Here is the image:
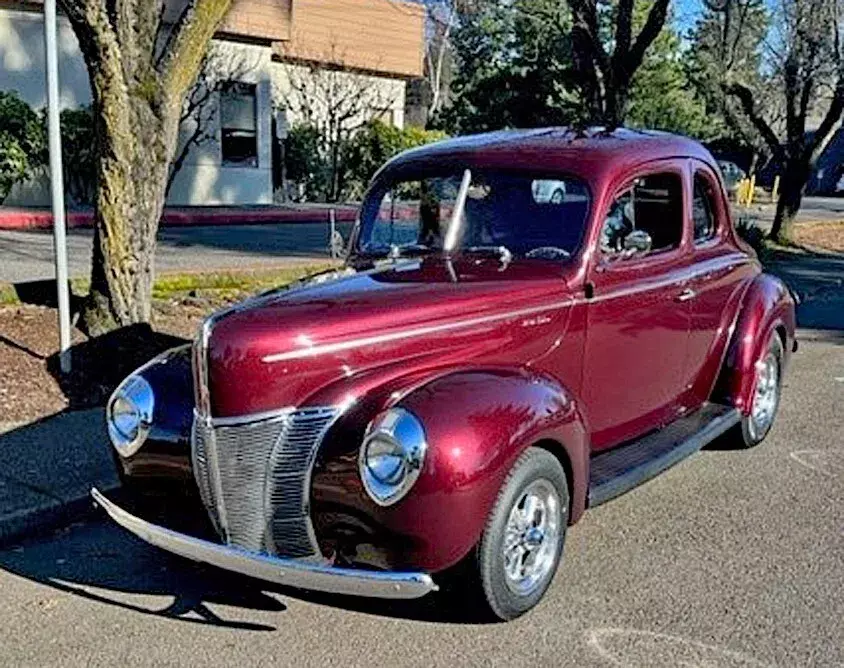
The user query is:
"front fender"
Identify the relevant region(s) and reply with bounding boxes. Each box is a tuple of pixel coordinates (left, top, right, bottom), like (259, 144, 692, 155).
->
(312, 367, 589, 573)
(114, 345, 195, 480)
(720, 272, 796, 414)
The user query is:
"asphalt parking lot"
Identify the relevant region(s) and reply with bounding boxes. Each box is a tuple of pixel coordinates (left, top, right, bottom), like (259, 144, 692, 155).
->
(0, 222, 355, 283)
(0, 337, 841, 667)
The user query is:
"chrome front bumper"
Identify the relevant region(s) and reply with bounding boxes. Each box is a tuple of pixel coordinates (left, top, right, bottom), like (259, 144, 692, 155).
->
(91, 487, 437, 600)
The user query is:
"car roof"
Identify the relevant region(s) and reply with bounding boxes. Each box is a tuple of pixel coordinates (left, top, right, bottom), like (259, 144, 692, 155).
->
(379, 127, 717, 186)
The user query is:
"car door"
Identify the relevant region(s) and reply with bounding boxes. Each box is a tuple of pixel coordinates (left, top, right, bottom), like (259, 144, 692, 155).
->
(583, 165, 693, 451)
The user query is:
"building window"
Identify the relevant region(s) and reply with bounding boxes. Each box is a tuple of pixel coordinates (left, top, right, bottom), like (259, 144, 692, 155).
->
(220, 82, 258, 167)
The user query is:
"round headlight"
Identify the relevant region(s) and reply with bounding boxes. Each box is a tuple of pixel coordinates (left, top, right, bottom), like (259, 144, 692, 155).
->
(359, 408, 427, 506)
(107, 375, 154, 457)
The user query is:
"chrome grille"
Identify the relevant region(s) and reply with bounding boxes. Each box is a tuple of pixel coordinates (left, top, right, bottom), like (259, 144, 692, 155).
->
(191, 407, 338, 559)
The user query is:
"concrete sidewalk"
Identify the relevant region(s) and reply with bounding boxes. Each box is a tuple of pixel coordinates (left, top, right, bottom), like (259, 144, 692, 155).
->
(0, 409, 118, 544)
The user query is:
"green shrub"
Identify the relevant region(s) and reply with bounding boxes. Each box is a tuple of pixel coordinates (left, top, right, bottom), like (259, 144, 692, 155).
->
(282, 123, 331, 202)
(0, 91, 45, 203)
(341, 120, 447, 199)
(735, 216, 768, 256)
(279, 120, 447, 203)
(60, 106, 97, 205)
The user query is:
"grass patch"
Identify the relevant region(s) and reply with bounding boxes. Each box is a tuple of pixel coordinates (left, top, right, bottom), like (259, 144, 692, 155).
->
(151, 263, 337, 300)
(0, 283, 18, 305)
(791, 220, 844, 254)
(0, 263, 339, 307)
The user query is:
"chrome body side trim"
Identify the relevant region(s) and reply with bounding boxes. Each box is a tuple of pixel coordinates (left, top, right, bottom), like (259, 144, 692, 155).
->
(91, 488, 438, 600)
(261, 256, 752, 364)
(262, 298, 576, 363)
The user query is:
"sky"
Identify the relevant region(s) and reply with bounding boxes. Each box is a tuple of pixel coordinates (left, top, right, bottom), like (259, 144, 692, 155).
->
(674, 0, 705, 33)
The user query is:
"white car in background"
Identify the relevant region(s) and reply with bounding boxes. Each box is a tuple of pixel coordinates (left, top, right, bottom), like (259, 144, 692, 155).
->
(531, 179, 568, 203)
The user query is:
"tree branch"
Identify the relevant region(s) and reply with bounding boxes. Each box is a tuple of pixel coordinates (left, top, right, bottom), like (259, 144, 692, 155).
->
(626, 0, 670, 77)
(614, 0, 635, 62)
(158, 0, 233, 106)
(807, 80, 844, 160)
(724, 81, 784, 158)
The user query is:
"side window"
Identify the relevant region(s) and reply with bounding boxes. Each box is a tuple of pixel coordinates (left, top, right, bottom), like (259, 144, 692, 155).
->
(692, 172, 717, 242)
(600, 172, 683, 257)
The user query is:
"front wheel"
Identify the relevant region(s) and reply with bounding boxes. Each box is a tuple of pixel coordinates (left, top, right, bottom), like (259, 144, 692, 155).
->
(737, 333, 784, 447)
(473, 447, 569, 620)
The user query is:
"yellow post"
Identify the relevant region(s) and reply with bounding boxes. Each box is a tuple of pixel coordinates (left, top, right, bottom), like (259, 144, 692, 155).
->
(737, 178, 749, 206)
(746, 174, 756, 206)
(772, 175, 780, 203)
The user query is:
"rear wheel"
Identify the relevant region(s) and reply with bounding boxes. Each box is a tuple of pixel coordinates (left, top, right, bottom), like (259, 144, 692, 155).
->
(472, 447, 569, 621)
(736, 333, 784, 447)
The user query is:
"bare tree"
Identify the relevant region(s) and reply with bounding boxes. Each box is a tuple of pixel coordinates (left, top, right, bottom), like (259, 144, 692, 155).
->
(275, 43, 397, 201)
(167, 43, 261, 195)
(423, 0, 457, 118)
(565, 0, 671, 128)
(58, 0, 232, 333)
(711, 0, 844, 241)
(690, 0, 773, 172)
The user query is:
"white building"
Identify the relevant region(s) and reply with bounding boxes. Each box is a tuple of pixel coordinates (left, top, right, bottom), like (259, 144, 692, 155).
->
(0, 0, 425, 206)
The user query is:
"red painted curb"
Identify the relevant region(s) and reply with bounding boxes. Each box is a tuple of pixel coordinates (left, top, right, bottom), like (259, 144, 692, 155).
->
(0, 206, 359, 231)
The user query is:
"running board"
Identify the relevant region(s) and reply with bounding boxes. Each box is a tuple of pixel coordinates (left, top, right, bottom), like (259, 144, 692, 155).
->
(588, 403, 741, 507)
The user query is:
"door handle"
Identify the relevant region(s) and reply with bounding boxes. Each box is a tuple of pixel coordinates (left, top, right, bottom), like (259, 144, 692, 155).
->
(676, 288, 696, 302)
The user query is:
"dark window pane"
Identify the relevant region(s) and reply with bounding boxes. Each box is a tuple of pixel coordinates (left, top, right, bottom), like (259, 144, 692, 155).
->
(221, 82, 257, 167)
(632, 173, 683, 251)
(221, 129, 258, 167)
(601, 172, 683, 256)
(693, 173, 717, 241)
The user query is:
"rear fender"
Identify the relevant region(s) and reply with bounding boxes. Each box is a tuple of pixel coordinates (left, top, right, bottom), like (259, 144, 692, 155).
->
(718, 273, 796, 414)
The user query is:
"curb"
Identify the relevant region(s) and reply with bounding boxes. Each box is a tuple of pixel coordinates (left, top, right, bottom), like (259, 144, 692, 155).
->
(0, 482, 120, 547)
(0, 205, 359, 231)
(796, 328, 844, 343)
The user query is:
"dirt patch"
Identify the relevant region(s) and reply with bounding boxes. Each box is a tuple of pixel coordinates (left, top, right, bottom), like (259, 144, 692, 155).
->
(0, 265, 329, 425)
(792, 221, 844, 254)
(0, 302, 207, 425)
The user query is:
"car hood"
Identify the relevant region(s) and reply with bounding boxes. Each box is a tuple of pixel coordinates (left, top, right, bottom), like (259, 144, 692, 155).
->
(204, 257, 575, 417)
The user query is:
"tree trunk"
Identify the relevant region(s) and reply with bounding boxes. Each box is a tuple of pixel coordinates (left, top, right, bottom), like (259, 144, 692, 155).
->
(770, 158, 809, 243)
(81, 92, 178, 335)
(603, 78, 629, 130)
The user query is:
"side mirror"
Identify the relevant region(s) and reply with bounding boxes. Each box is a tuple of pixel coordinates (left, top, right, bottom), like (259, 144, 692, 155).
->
(622, 229, 652, 256)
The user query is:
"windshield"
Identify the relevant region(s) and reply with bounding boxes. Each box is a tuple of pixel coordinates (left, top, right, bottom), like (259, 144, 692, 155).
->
(357, 170, 590, 260)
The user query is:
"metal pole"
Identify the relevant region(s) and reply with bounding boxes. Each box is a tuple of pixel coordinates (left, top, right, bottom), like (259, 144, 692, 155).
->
(329, 208, 337, 260)
(43, 0, 72, 373)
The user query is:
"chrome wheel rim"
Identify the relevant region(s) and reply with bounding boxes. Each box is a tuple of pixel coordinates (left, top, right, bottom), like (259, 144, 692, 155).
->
(750, 352, 779, 440)
(502, 479, 562, 596)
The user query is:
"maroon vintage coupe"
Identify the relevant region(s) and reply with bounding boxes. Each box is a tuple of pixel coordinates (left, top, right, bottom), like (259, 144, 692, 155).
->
(94, 128, 796, 620)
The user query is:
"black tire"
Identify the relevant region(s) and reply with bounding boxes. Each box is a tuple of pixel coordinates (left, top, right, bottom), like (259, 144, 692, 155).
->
(472, 447, 569, 621)
(735, 333, 784, 448)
